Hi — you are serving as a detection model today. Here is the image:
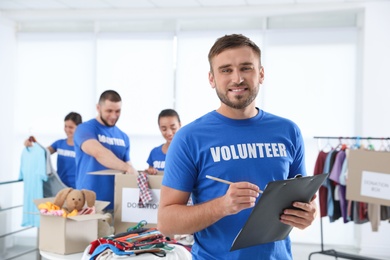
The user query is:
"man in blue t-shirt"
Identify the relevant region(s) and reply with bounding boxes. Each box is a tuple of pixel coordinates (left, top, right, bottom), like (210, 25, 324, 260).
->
(74, 90, 137, 211)
(158, 34, 318, 260)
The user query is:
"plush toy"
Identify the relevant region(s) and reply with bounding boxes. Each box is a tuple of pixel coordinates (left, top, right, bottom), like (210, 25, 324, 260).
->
(98, 213, 115, 238)
(53, 188, 96, 213)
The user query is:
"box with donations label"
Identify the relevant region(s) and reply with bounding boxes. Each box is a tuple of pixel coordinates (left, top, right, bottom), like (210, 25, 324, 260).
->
(33, 197, 109, 255)
(88, 170, 163, 234)
(347, 149, 390, 206)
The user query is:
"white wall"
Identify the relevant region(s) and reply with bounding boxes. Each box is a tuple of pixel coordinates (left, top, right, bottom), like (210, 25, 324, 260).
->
(362, 1, 390, 136)
(0, 16, 34, 253)
(358, 1, 390, 257)
(0, 17, 16, 183)
(0, 16, 21, 214)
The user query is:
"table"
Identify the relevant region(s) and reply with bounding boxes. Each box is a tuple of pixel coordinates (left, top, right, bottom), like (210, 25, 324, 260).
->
(41, 243, 192, 260)
(40, 250, 83, 260)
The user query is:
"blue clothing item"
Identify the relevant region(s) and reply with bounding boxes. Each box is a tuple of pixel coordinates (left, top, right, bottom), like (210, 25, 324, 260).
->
(89, 244, 135, 259)
(74, 118, 130, 210)
(322, 151, 334, 218)
(163, 109, 306, 260)
(146, 144, 166, 171)
(323, 150, 340, 222)
(19, 143, 48, 227)
(50, 139, 76, 188)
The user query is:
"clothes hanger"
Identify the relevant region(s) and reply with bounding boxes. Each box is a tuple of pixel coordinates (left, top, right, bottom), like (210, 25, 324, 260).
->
(352, 136, 361, 149)
(319, 138, 332, 152)
(378, 138, 386, 151)
(366, 137, 375, 151)
(334, 137, 343, 151)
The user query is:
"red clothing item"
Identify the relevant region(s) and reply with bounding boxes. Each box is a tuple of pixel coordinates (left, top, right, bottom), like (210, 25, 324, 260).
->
(359, 202, 368, 220)
(313, 151, 329, 217)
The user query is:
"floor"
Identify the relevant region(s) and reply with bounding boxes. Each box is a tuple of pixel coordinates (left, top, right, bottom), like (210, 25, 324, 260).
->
(292, 243, 387, 260)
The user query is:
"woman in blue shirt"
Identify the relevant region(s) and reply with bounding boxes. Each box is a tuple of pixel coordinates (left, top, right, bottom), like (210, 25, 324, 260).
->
(24, 112, 82, 188)
(145, 109, 181, 175)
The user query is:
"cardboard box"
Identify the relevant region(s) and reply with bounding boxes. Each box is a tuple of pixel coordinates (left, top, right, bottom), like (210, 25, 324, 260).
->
(34, 198, 109, 255)
(347, 149, 390, 206)
(89, 170, 163, 234)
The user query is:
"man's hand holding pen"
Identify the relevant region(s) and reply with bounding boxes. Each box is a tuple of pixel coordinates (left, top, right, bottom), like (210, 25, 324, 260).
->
(222, 181, 261, 216)
(206, 175, 262, 216)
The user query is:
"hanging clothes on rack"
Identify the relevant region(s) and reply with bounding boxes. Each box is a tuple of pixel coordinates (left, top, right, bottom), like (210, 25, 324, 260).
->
(18, 136, 68, 228)
(380, 206, 390, 221)
(19, 143, 48, 227)
(309, 136, 389, 260)
(313, 137, 390, 227)
(322, 148, 342, 222)
(313, 150, 329, 217)
(329, 148, 348, 223)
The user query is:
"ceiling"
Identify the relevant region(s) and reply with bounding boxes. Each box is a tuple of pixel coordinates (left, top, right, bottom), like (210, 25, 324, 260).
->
(0, 0, 385, 29)
(0, 0, 385, 11)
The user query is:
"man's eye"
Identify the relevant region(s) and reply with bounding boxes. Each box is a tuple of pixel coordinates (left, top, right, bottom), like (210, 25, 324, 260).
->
(242, 67, 253, 71)
(221, 68, 231, 73)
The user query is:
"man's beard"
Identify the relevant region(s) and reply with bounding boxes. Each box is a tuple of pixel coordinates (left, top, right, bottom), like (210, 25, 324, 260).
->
(100, 115, 116, 127)
(215, 83, 259, 109)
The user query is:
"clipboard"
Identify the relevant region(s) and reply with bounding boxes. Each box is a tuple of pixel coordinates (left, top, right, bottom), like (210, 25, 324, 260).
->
(230, 173, 329, 251)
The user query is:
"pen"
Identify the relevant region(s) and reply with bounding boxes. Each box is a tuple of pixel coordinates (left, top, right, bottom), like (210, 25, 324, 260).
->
(205, 175, 263, 193)
(206, 175, 233, 185)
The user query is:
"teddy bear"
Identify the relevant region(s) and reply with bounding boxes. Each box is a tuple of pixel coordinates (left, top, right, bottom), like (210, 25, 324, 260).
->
(53, 188, 96, 213)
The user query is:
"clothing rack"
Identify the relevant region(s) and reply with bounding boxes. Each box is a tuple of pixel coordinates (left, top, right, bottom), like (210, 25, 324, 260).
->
(308, 136, 388, 260)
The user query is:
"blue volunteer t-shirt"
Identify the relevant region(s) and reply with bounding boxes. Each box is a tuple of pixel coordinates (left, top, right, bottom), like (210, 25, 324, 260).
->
(147, 144, 166, 171)
(163, 109, 306, 260)
(74, 118, 130, 210)
(51, 139, 76, 188)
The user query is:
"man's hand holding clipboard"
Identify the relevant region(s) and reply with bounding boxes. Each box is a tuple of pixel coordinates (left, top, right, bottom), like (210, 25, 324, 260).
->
(226, 173, 328, 251)
(205, 173, 327, 251)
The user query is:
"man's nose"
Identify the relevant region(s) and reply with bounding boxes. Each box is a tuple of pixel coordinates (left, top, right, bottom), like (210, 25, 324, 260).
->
(232, 71, 244, 84)
(110, 113, 119, 119)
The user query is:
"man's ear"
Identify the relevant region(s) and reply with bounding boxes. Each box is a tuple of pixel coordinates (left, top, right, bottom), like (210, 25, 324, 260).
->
(209, 71, 216, 89)
(96, 104, 100, 112)
(259, 66, 265, 84)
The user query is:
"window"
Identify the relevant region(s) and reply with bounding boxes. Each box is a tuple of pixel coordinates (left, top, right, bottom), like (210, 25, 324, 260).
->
(96, 32, 175, 135)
